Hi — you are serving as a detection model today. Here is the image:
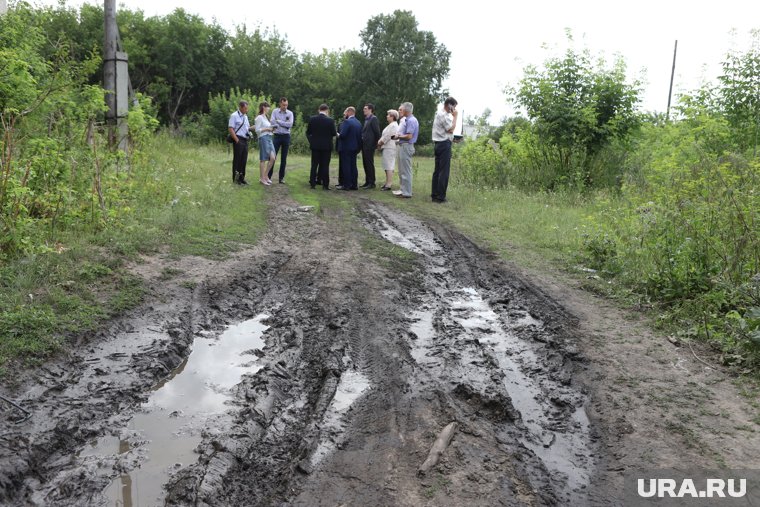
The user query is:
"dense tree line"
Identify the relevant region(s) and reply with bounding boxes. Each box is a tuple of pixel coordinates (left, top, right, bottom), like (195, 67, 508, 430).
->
(28, 3, 449, 142)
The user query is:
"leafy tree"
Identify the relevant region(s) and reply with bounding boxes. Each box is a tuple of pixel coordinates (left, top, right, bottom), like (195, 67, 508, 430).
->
(489, 115, 530, 143)
(347, 10, 451, 144)
(154, 10, 229, 125)
(224, 26, 297, 104)
(718, 29, 760, 155)
(1, 3, 111, 257)
(468, 108, 492, 128)
(291, 50, 352, 121)
(511, 35, 641, 185)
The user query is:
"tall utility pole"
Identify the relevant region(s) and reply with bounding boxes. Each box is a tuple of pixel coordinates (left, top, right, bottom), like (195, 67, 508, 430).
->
(666, 40, 678, 121)
(0, 0, 8, 15)
(104, 0, 129, 153)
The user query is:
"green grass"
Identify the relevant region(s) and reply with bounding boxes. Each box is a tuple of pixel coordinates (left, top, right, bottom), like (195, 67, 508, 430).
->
(280, 153, 595, 272)
(282, 155, 351, 213)
(0, 136, 268, 375)
(358, 232, 419, 273)
(99, 137, 268, 259)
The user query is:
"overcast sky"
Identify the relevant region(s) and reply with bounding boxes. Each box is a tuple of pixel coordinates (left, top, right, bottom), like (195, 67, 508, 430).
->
(36, 0, 759, 123)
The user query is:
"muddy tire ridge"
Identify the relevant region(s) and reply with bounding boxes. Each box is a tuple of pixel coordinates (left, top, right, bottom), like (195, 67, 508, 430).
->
(1, 195, 597, 506)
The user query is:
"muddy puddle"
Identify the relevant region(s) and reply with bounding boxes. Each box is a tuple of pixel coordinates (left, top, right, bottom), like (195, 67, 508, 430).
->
(365, 203, 595, 502)
(77, 315, 269, 506)
(311, 367, 372, 466)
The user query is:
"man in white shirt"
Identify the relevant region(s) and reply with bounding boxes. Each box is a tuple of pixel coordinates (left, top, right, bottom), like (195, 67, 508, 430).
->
(228, 100, 252, 185)
(431, 97, 458, 202)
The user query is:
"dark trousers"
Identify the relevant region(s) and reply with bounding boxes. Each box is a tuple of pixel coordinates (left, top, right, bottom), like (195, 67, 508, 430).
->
(269, 134, 290, 181)
(232, 137, 248, 182)
(339, 151, 359, 189)
(337, 146, 343, 186)
(311, 149, 331, 188)
(309, 151, 319, 186)
(432, 140, 452, 200)
(361, 146, 376, 184)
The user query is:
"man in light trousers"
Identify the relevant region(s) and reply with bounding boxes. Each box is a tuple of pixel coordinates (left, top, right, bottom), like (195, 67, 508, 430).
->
(395, 102, 419, 199)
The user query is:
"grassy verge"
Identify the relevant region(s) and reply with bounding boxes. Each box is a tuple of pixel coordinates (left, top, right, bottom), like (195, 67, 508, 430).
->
(0, 136, 268, 376)
(280, 154, 594, 272)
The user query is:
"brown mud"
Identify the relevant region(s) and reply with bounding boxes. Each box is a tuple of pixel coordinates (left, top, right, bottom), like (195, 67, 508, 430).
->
(1, 188, 758, 506)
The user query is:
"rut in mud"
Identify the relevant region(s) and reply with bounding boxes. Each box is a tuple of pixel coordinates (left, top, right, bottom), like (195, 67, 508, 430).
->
(0, 194, 597, 506)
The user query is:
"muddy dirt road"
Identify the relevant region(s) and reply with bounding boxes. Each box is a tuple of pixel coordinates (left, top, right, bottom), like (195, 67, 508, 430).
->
(1, 188, 758, 506)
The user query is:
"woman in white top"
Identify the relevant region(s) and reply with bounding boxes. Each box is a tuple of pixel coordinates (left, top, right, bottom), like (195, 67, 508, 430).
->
(376, 109, 399, 191)
(255, 102, 276, 185)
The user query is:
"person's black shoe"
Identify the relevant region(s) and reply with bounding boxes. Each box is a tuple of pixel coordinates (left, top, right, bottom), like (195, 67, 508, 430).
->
(348, 186, 358, 190)
(362, 183, 376, 189)
(323, 185, 331, 190)
(239, 179, 249, 185)
(380, 185, 391, 191)
(310, 184, 316, 189)
(432, 197, 446, 203)
(279, 180, 285, 184)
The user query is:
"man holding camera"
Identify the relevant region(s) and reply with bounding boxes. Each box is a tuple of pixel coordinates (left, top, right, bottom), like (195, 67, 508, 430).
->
(431, 97, 458, 203)
(228, 100, 252, 185)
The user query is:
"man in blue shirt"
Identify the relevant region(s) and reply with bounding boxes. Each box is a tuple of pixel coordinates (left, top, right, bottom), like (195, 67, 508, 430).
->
(269, 97, 294, 184)
(228, 100, 252, 185)
(395, 102, 418, 198)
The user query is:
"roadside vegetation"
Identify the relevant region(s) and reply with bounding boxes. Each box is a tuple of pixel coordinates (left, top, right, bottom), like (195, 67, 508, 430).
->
(1, 2, 758, 375)
(458, 33, 760, 368)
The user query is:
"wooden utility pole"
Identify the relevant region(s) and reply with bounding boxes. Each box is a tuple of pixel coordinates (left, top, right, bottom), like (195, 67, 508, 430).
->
(666, 40, 678, 121)
(104, 0, 129, 153)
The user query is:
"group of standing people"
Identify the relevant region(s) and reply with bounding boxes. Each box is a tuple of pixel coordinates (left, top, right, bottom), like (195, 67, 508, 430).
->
(228, 96, 458, 202)
(228, 97, 293, 186)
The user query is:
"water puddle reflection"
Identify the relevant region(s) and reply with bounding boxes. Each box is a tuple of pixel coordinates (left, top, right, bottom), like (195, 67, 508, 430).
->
(82, 315, 269, 507)
(409, 308, 438, 366)
(450, 288, 592, 493)
(311, 369, 371, 466)
(364, 207, 441, 255)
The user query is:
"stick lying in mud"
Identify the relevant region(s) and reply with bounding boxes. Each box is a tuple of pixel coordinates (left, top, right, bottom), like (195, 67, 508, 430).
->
(417, 422, 458, 476)
(0, 393, 32, 423)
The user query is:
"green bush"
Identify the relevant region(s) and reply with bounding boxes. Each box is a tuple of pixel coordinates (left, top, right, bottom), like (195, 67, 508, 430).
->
(581, 116, 760, 360)
(179, 88, 270, 144)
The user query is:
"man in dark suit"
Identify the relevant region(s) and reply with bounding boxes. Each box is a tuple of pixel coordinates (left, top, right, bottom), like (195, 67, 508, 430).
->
(336, 106, 363, 190)
(306, 104, 337, 190)
(360, 103, 382, 189)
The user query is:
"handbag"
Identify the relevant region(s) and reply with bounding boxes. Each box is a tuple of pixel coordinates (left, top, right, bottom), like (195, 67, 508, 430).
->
(227, 115, 246, 143)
